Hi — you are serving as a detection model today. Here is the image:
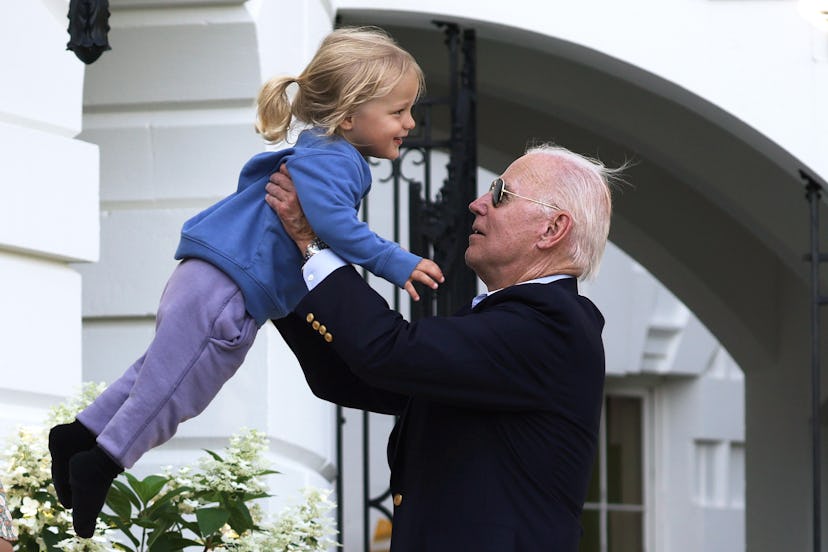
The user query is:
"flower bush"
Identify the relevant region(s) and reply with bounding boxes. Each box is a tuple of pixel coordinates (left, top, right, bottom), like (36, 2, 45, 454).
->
(1, 383, 338, 552)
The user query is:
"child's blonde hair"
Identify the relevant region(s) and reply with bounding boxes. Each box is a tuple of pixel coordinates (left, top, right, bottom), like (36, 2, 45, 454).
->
(256, 27, 425, 143)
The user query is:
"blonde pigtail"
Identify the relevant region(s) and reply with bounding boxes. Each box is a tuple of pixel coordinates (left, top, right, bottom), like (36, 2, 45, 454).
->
(255, 76, 296, 143)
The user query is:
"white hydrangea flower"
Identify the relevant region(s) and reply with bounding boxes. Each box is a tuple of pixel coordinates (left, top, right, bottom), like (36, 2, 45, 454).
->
(45, 382, 108, 427)
(2, 386, 338, 552)
(220, 523, 240, 542)
(55, 533, 119, 552)
(20, 496, 40, 517)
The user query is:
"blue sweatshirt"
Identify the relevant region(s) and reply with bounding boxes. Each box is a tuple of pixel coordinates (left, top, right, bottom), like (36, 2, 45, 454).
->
(175, 129, 422, 325)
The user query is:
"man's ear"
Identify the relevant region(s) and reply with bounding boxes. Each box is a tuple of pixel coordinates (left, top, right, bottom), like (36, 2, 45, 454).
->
(537, 212, 572, 250)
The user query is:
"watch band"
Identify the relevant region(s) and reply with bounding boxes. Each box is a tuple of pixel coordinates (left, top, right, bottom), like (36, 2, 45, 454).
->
(303, 237, 329, 262)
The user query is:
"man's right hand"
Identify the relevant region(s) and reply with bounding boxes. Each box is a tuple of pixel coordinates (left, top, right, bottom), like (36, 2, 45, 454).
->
(265, 164, 316, 253)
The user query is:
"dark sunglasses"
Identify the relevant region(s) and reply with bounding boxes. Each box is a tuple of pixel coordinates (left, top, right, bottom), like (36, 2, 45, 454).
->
(489, 178, 560, 210)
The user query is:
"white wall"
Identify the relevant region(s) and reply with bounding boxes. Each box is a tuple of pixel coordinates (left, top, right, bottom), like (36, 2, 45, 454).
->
(0, 0, 97, 430)
(592, 246, 746, 552)
(334, 0, 828, 183)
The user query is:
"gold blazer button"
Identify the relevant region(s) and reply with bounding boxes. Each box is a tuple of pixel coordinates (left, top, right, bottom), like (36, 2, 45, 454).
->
(306, 313, 314, 323)
(324, 332, 333, 343)
(393, 493, 403, 506)
(312, 321, 321, 330)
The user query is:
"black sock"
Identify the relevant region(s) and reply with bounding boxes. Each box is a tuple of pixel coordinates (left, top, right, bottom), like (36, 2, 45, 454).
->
(48, 419, 97, 508)
(69, 446, 123, 538)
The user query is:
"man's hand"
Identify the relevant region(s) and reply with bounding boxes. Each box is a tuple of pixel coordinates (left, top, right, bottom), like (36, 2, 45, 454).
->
(265, 164, 316, 252)
(405, 259, 445, 302)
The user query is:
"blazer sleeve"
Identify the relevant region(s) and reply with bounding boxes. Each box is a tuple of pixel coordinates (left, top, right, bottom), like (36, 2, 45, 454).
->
(292, 265, 606, 412)
(285, 151, 421, 288)
(273, 312, 408, 416)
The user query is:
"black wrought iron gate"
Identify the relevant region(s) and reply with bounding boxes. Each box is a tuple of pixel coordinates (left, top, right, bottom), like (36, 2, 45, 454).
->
(332, 22, 478, 552)
(802, 170, 827, 552)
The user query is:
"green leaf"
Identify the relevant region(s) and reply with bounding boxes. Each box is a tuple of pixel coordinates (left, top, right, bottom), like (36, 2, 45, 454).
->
(177, 537, 204, 549)
(180, 518, 201, 535)
(242, 491, 271, 501)
(147, 533, 184, 552)
(132, 516, 160, 529)
(196, 506, 230, 537)
(203, 449, 224, 462)
(197, 489, 222, 504)
(112, 478, 142, 509)
(135, 474, 169, 504)
(22, 539, 39, 552)
(100, 511, 141, 546)
(106, 483, 134, 519)
(143, 501, 179, 526)
(41, 529, 61, 551)
(124, 472, 142, 492)
(225, 500, 256, 534)
(146, 518, 175, 548)
(143, 485, 192, 517)
(146, 532, 200, 552)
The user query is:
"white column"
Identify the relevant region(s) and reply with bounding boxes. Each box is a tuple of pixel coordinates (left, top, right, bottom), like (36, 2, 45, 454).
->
(0, 0, 97, 435)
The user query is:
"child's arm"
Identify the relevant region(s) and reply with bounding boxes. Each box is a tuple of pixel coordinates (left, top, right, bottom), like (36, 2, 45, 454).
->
(285, 153, 439, 292)
(405, 259, 445, 302)
(268, 162, 444, 301)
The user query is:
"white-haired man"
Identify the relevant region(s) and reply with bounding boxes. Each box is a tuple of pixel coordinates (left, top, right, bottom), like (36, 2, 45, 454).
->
(267, 144, 616, 552)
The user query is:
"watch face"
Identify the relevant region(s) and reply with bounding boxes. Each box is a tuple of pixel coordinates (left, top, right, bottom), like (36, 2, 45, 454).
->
(304, 238, 327, 261)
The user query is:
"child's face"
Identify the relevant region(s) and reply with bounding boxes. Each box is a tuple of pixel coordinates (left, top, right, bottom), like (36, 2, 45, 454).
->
(340, 70, 419, 160)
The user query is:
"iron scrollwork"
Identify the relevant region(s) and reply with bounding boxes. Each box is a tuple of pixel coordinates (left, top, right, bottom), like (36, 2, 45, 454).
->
(330, 21, 477, 551)
(353, 22, 478, 552)
(408, 23, 478, 320)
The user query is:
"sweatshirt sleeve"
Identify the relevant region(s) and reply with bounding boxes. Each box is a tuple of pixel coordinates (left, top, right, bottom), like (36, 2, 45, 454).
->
(285, 150, 421, 288)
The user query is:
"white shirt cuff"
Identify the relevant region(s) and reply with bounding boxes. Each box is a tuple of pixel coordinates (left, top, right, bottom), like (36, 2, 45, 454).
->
(302, 249, 347, 290)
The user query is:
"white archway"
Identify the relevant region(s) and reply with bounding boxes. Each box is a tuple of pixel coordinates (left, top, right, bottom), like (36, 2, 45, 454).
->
(68, 1, 828, 550)
(335, 7, 828, 552)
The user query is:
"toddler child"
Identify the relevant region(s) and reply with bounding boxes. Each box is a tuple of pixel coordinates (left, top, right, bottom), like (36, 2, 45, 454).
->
(48, 26, 444, 538)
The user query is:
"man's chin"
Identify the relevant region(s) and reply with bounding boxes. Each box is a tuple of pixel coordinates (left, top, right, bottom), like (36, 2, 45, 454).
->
(464, 248, 478, 271)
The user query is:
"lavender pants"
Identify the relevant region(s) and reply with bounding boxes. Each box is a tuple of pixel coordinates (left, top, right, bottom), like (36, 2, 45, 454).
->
(77, 259, 259, 468)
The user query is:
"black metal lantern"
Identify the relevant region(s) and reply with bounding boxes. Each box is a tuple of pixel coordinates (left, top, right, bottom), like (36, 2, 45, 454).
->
(66, 0, 111, 64)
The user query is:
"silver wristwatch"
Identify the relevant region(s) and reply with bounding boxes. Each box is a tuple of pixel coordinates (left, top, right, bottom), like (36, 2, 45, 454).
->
(303, 237, 329, 262)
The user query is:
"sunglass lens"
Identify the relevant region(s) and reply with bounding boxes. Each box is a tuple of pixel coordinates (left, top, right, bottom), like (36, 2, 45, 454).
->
(491, 179, 503, 207)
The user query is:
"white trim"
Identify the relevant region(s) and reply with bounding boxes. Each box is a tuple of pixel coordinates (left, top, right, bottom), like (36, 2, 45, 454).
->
(584, 387, 652, 552)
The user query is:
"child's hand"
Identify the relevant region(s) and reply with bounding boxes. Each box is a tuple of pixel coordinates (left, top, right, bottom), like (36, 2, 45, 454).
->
(404, 259, 445, 301)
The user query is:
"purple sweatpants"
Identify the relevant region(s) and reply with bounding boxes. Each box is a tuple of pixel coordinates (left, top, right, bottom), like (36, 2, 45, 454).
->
(77, 259, 259, 468)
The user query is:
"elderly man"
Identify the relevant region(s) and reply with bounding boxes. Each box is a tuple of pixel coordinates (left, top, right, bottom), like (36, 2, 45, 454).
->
(267, 144, 615, 551)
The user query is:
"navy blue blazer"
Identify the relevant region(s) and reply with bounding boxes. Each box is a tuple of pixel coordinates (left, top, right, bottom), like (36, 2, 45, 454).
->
(274, 266, 605, 551)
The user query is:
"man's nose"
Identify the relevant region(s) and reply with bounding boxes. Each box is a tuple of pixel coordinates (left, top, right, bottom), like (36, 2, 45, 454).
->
(468, 193, 489, 214)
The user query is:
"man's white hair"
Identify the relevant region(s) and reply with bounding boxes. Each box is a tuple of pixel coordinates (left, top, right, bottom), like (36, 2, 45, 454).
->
(525, 144, 620, 280)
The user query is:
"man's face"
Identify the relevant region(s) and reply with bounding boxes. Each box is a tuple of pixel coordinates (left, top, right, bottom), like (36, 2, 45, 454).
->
(465, 156, 555, 290)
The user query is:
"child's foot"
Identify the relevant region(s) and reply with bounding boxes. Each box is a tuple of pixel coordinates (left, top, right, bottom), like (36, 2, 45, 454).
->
(48, 420, 97, 508)
(69, 446, 123, 538)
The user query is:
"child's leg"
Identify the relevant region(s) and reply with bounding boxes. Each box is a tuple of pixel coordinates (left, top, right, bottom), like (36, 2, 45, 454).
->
(50, 331, 152, 509)
(76, 353, 147, 436)
(50, 266, 184, 507)
(68, 259, 257, 537)
(93, 258, 258, 468)
(68, 447, 122, 537)
(50, 263, 187, 508)
(48, 419, 96, 508)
